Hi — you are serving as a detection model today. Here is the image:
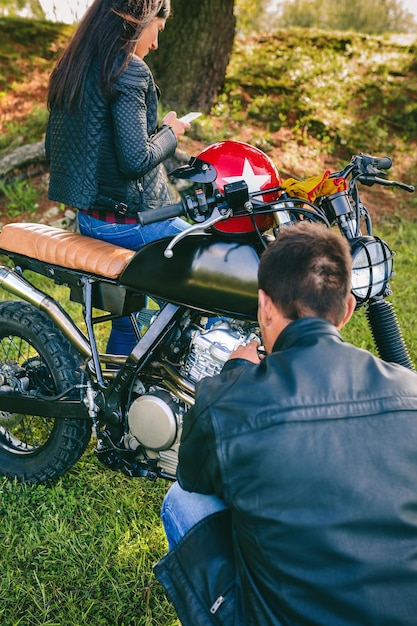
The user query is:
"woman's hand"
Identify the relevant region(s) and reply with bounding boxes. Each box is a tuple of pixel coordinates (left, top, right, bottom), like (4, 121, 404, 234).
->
(162, 111, 190, 138)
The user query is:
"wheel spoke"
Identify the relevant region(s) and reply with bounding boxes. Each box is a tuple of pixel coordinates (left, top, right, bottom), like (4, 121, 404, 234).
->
(0, 333, 56, 454)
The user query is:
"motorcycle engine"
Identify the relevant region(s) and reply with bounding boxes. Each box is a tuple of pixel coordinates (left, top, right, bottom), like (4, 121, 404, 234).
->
(124, 319, 258, 479)
(181, 319, 252, 382)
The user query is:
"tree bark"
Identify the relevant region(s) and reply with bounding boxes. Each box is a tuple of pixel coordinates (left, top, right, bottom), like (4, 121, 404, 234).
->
(0, 141, 47, 183)
(148, 0, 236, 114)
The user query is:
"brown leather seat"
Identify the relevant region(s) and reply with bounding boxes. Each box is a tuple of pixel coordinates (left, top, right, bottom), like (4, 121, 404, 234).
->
(0, 223, 135, 280)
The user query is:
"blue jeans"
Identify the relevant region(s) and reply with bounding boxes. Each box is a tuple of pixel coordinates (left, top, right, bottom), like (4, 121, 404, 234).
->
(161, 481, 227, 550)
(77, 212, 189, 355)
(77, 212, 189, 251)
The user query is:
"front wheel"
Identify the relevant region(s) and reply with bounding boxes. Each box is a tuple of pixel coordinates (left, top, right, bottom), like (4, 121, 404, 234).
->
(0, 301, 92, 483)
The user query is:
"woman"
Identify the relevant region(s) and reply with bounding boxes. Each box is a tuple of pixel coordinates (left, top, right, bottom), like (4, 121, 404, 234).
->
(45, 0, 190, 354)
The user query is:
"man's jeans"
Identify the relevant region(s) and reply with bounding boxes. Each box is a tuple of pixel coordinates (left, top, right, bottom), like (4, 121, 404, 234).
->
(161, 481, 227, 550)
(77, 212, 189, 355)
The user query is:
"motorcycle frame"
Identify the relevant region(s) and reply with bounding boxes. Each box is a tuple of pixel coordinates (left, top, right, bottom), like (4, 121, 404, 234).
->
(0, 250, 179, 426)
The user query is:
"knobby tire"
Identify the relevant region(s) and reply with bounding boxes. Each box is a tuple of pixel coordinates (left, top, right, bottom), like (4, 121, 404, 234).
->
(0, 301, 91, 483)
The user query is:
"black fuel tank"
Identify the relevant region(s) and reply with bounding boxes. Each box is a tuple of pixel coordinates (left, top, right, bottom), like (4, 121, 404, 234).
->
(119, 234, 260, 319)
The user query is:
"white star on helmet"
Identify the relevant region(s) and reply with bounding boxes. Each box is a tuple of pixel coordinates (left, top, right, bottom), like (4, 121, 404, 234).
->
(222, 158, 271, 192)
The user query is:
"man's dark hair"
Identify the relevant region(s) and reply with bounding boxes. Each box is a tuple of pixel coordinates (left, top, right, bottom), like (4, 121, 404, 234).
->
(258, 222, 352, 326)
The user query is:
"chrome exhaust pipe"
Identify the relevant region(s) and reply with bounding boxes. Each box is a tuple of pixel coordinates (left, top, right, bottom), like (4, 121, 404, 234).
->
(0, 266, 92, 357)
(151, 360, 195, 405)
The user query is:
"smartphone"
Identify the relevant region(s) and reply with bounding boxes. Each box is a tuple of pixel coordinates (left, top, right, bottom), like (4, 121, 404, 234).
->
(179, 112, 202, 123)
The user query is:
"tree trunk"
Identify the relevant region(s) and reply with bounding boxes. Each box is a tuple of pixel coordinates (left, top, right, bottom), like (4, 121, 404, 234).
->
(148, 0, 236, 114)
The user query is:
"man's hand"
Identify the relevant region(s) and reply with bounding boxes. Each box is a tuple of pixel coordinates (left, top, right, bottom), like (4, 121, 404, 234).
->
(228, 339, 263, 364)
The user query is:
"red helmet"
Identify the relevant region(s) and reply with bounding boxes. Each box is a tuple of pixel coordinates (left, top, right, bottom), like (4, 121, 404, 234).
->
(197, 140, 282, 235)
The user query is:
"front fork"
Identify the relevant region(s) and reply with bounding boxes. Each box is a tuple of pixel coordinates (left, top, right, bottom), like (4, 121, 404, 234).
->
(366, 298, 414, 370)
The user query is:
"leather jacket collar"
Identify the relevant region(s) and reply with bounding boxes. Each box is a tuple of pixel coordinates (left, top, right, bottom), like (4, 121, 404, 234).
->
(273, 317, 342, 352)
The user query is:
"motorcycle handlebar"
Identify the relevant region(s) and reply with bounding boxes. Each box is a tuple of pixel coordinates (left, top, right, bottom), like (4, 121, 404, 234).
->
(358, 175, 415, 192)
(376, 156, 392, 170)
(138, 201, 186, 226)
(357, 153, 392, 172)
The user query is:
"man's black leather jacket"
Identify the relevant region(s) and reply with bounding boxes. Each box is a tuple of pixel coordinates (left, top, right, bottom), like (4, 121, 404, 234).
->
(45, 55, 177, 216)
(156, 318, 417, 625)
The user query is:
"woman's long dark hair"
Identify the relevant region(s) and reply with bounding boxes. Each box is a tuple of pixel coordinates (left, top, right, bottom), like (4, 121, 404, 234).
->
(47, 0, 170, 110)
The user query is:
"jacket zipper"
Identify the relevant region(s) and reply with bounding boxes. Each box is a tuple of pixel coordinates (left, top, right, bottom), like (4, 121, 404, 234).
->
(136, 178, 145, 211)
(137, 179, 144, 210)
(210, 595, 225, 614)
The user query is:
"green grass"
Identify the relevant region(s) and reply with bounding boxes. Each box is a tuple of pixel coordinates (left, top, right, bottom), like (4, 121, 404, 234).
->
(211, 29, 417, 160)
(0, 179, 40, 216)
(0, 456, 179, 625)
(0, 17, 73, 92)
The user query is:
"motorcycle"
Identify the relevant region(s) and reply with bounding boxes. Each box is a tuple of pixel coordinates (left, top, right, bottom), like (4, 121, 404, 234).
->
(0, 140, 414, 484)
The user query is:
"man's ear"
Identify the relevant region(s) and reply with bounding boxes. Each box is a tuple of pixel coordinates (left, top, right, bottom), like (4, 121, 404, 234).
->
(258, 289, 274, 327)
(258, 289, 291, 353)
(338, 293, 356, 329)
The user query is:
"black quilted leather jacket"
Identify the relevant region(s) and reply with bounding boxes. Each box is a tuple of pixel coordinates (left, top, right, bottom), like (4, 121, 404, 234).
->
(156, 317, 417, 625)
(45, 55, 177, 216)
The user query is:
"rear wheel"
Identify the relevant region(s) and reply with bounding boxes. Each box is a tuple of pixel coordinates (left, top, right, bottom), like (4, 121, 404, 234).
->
(0, 301, 91, 483)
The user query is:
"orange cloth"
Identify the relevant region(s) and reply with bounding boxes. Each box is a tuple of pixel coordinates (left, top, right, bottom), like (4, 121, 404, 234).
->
(281, 171, 347, 203)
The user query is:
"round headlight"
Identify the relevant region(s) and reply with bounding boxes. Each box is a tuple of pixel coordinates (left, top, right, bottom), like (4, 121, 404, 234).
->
(350, 236, 394, 302)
